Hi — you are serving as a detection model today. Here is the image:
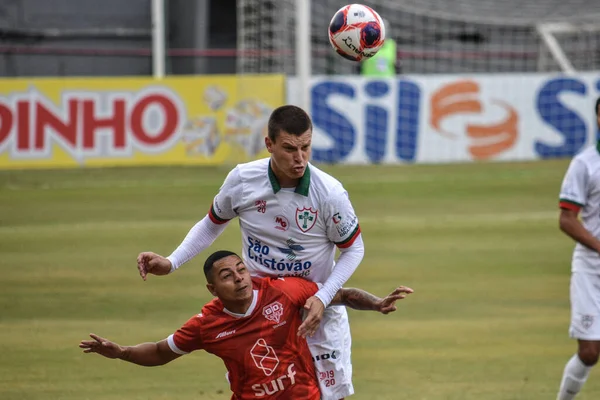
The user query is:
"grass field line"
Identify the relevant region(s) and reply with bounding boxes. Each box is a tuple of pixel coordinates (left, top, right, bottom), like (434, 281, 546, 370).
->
(0, 172, 511, 191)
(372, 210, 557, 225)
(0, 210, 557, 234)
(1, 177, 428, 191)
(2, 178, 221, 191)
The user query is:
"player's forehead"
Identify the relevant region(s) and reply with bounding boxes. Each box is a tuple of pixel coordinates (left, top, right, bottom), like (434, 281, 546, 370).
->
(214, 255, 244, 272)
(277, 129, 312, 147)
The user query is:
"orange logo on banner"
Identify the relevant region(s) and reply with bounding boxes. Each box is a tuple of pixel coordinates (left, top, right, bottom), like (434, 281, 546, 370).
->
(430, 80, 518, 160)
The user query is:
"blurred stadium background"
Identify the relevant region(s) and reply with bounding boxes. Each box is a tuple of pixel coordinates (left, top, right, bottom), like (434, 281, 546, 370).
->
(2, 0, 600, 75)
(1, 0, 600, 399)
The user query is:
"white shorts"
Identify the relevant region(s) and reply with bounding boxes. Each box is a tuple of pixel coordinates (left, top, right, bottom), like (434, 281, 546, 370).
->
(570, 270, 600, 340)
(307, 305, 353, 400)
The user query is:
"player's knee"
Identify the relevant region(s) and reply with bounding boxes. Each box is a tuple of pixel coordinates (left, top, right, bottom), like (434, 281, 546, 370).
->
(578, 346, 600, 366)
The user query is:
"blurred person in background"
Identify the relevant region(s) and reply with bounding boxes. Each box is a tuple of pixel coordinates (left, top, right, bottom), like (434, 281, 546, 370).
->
(360, 18, 400, 77)
(83, 250, 413, 400)
(556, 97, 600, 400)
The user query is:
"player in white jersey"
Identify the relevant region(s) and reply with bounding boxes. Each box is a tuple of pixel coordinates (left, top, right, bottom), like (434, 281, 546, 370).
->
(137, 105, 365, 399)
(556, 98, 600, 400)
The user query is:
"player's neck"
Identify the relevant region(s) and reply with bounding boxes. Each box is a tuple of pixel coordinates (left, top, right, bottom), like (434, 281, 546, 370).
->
(271, 165, 299, 188)
(278, 177, 299, 188)
(222, 296, 254, 315)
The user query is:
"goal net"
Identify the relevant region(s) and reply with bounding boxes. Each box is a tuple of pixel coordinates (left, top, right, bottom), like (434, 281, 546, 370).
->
(537, 22, 600, 73)
(236, 0, 600, 165)
(237, 0, 600, 75)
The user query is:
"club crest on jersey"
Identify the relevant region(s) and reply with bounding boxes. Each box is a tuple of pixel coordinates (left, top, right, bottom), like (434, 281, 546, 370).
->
(263, 301, 284, 324)
(296, 207, 318, 232)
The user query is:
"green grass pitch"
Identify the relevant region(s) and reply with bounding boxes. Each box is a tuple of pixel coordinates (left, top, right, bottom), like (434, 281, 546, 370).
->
(0, 159, 596, 399)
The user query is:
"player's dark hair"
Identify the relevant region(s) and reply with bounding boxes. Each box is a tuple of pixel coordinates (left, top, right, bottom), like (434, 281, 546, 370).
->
(204, 250, 238, 282)
(268, 105, 313, 142)
(595, 97, 600, 117)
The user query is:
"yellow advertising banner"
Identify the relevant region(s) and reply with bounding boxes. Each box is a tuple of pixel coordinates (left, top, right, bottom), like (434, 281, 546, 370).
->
(0, 75, 285, 169)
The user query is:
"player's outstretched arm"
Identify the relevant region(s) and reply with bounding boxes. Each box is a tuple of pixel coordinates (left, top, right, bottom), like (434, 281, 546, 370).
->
(137, 216, 229, 280)
(79, 333, 181, 366)
(331, 286, 414, 314)
(137, 167, 241, 280)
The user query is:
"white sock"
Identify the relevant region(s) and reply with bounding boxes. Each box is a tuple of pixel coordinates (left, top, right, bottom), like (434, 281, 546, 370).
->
(557, 354, 592, 400)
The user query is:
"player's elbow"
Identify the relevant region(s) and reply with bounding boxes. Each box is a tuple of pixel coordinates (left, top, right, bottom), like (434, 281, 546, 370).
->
(151, 340, 183, 366)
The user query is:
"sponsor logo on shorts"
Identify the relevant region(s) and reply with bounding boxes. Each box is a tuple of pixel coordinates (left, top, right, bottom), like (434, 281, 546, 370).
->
(312, 350, 339, 363)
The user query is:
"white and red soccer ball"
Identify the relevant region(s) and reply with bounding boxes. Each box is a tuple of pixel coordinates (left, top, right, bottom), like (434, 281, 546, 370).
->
(328, 4, 386, 62)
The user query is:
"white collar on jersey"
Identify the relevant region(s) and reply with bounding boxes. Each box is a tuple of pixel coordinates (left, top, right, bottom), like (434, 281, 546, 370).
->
(222, 290, 259, 318)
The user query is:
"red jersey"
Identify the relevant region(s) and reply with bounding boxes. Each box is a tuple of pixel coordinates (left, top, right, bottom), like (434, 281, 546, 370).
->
(167, 277, 321, 400)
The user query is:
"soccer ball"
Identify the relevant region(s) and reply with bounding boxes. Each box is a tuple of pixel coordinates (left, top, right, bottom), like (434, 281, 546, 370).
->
(328, 4, 386, 62)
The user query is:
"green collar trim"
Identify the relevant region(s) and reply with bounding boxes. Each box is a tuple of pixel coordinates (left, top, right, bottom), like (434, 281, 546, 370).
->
(268, 162, 281, 193)
(295, 166, 311, 196)
(597, 141, 600, 154)
(268, 161, 311, 196)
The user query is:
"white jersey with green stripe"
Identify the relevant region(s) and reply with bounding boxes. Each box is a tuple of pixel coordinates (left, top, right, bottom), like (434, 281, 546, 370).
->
(559, 144, 600, 272)
(208, 158, 361, 283)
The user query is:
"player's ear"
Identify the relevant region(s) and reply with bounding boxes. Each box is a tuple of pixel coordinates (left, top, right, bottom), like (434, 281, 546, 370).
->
(265, 136, 273, 153)
(206, 283, 217, 297)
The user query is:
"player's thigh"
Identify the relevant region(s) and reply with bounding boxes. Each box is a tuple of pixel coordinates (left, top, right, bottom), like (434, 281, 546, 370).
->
(570, 270, 600, 340)
(307, 306, 354, 400)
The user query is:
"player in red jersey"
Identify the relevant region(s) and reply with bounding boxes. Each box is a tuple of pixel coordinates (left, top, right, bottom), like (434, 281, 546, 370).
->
(80, 250, 413, 399)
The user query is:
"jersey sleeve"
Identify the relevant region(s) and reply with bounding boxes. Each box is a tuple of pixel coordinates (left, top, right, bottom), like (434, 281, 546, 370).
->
(324, 186, 361, 248)
(167, 314, 204, 355)
(208, 166, 243, 224)
(559, 158, 588, 212)
(270, 277, 320, 307)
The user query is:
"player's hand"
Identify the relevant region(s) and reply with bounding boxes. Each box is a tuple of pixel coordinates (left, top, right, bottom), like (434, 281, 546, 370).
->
(298, 296, 325, 338)
(376, 286, 414, 314)
(79, 333, 123, 359)
(137, 252, 172, 280)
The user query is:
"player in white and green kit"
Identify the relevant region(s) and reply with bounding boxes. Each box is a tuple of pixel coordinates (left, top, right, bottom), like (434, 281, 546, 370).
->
(137, 105, 364, 399)
(556, 97, 600, 400)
